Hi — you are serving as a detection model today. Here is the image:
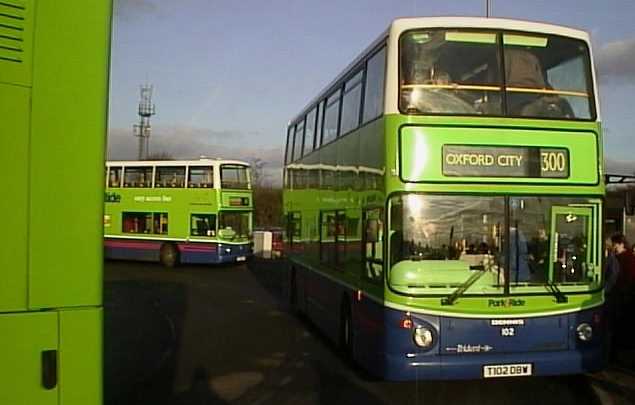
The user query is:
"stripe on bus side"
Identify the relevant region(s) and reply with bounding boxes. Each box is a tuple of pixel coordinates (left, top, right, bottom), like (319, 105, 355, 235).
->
(104, 234, 249, 245)
(104, 239, 162, 250)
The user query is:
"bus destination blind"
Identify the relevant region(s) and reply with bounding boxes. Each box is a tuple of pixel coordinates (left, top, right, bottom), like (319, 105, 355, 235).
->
(442, 145, 569, 178)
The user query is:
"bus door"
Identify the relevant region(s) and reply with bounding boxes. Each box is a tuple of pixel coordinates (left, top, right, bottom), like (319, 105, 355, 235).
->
(362, 208, 384, 282)
(320, 210, 344, 267)
(549, 206, 594, 283)
(286, 211, 302, 254)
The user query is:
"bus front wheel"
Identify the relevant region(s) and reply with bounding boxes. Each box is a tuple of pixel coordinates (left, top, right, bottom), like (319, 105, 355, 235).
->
(160, 243, 179, 268)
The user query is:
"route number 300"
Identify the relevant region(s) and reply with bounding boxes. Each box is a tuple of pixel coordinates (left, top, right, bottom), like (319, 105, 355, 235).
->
(541, 151, 566, 173)
(500, 327, 515, 337)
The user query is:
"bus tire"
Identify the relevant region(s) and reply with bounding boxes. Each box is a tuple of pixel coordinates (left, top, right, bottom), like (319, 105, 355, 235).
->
(340, 298, 354, 359)
(160, 243, 179, 268)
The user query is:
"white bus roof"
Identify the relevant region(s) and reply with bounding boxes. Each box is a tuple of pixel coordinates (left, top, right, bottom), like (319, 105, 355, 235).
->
(106, 159, 250, 167)
(389, 17, 590, 42)
(290, 17, 595, 125)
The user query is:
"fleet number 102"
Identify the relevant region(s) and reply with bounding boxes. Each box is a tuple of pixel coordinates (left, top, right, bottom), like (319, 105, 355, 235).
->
(541, 151, 566, 173)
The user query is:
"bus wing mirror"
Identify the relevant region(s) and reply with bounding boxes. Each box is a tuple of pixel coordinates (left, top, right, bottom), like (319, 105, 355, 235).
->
(366, 219, 379, 243)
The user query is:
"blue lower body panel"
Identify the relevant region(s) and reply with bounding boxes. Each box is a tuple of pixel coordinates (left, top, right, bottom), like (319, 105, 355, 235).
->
(290, 262, 606, 381)
(383, 345, 604, 380)
(105, 239, 252, 265)
(357, 301, 606, 381)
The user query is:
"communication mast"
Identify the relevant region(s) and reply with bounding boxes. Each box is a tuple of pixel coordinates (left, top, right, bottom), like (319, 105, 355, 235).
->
(133, 84, 156, 160)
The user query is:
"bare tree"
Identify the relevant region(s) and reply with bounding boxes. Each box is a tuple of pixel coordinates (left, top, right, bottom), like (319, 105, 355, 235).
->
(253, 186, 283, 228)
(249, 158, 267, 188)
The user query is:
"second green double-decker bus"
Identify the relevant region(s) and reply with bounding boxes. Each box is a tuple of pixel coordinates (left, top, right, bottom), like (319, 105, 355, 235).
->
(105, 159, 253, 267)
(283, 17, 605, 380)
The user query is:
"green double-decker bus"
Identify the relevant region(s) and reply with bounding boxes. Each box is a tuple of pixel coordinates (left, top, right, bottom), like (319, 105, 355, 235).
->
(283, 17, 605, 380)
(105, 159, 253, 267)
(1, 0, 111, 403)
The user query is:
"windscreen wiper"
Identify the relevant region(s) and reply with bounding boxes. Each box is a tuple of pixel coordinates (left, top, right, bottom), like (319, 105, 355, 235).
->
(441, 270, 486, 306)
(545, 281, 568, 303)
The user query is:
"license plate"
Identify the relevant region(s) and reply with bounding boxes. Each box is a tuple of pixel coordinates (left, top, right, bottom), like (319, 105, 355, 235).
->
(483, 363, 532, 378)
(236, 256, 246, 262)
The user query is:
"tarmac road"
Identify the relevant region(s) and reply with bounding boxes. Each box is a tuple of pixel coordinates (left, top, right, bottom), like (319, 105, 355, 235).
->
(104, 259, 635, 405)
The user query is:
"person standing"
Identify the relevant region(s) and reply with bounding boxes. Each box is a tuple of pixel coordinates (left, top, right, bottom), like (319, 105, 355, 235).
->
(611, 233, 635, 350)
(611, 233, 635, 288)
(604, 240, 621, 360)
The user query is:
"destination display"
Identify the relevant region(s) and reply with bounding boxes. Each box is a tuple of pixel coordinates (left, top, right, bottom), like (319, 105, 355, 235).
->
(442, 145, 569, 178)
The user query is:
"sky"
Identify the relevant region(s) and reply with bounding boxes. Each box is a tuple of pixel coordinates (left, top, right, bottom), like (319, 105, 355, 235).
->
(108, 0, 635, 183)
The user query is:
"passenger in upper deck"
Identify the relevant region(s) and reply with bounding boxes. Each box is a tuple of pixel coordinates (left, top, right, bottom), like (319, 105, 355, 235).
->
(504, 48, 574, 118)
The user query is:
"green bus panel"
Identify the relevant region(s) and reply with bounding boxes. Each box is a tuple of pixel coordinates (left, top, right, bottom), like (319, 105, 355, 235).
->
(59, 308, 103, 405)
(0, 311, 58, 405)
(0, 83, 29, 312)
(105, 188, 219, 239)
(0, 0, 35, 87)
(400, 125, 599, 185)
(28, 0, 111, 309)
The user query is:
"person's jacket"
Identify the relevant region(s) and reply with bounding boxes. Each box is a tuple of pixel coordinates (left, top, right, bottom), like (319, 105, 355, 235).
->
(605, 253, 620, 294)
(616, 250, 635, 291)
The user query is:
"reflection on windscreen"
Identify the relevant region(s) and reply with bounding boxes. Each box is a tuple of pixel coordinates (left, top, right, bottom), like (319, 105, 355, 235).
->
(400, 30, 593, 119)
(389, 195, 505, 293)
(389, 194, 599, 294)
(390, 195, 503, 263)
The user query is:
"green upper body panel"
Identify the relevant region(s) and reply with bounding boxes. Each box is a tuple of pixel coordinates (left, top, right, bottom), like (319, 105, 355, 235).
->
(104, 187, 253, 242)
(1, 0, 112, 311)
(386, 114, 603, 195)
(28, 0, 111, 309)
(0, 1, 110, 404)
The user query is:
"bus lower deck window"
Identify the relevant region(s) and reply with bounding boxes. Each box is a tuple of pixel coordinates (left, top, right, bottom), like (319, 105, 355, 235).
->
(191, 214, 216, 237)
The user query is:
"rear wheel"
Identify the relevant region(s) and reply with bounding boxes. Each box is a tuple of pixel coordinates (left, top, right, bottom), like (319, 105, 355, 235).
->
(160, 243, 179, 268)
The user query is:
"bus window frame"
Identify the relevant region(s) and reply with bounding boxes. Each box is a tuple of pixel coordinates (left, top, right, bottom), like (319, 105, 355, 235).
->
(122, 166, 154, 188)
(190, 213, 217, 237)
(384, 191, 603, 298)
(285, 126, 293, 164)
(108, 166, 122, 188)
(187, 165, 214, 188)
(340, 69, 364, 136)
(155, 165, 186, 188)
(397, 28, 597, 122)
(287, 41, 387, 159)
(293, 118, 306, 161)
(220, 164, 250, 190)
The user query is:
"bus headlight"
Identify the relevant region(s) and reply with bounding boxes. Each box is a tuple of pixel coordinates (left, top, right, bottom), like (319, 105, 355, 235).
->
(576, 323, 593, 341)
(413, 325, 434, 348)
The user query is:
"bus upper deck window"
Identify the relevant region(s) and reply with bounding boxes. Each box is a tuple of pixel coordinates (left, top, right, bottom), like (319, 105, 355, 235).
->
(123, 167, 153, 188)
(156, 166, 186, 188)
(400, 30, 594, 120)
(503, 34, 592, 120)
(188, 166, 213, 188)
(108, 167, 122, 188)
(221, 165, 250, 190)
